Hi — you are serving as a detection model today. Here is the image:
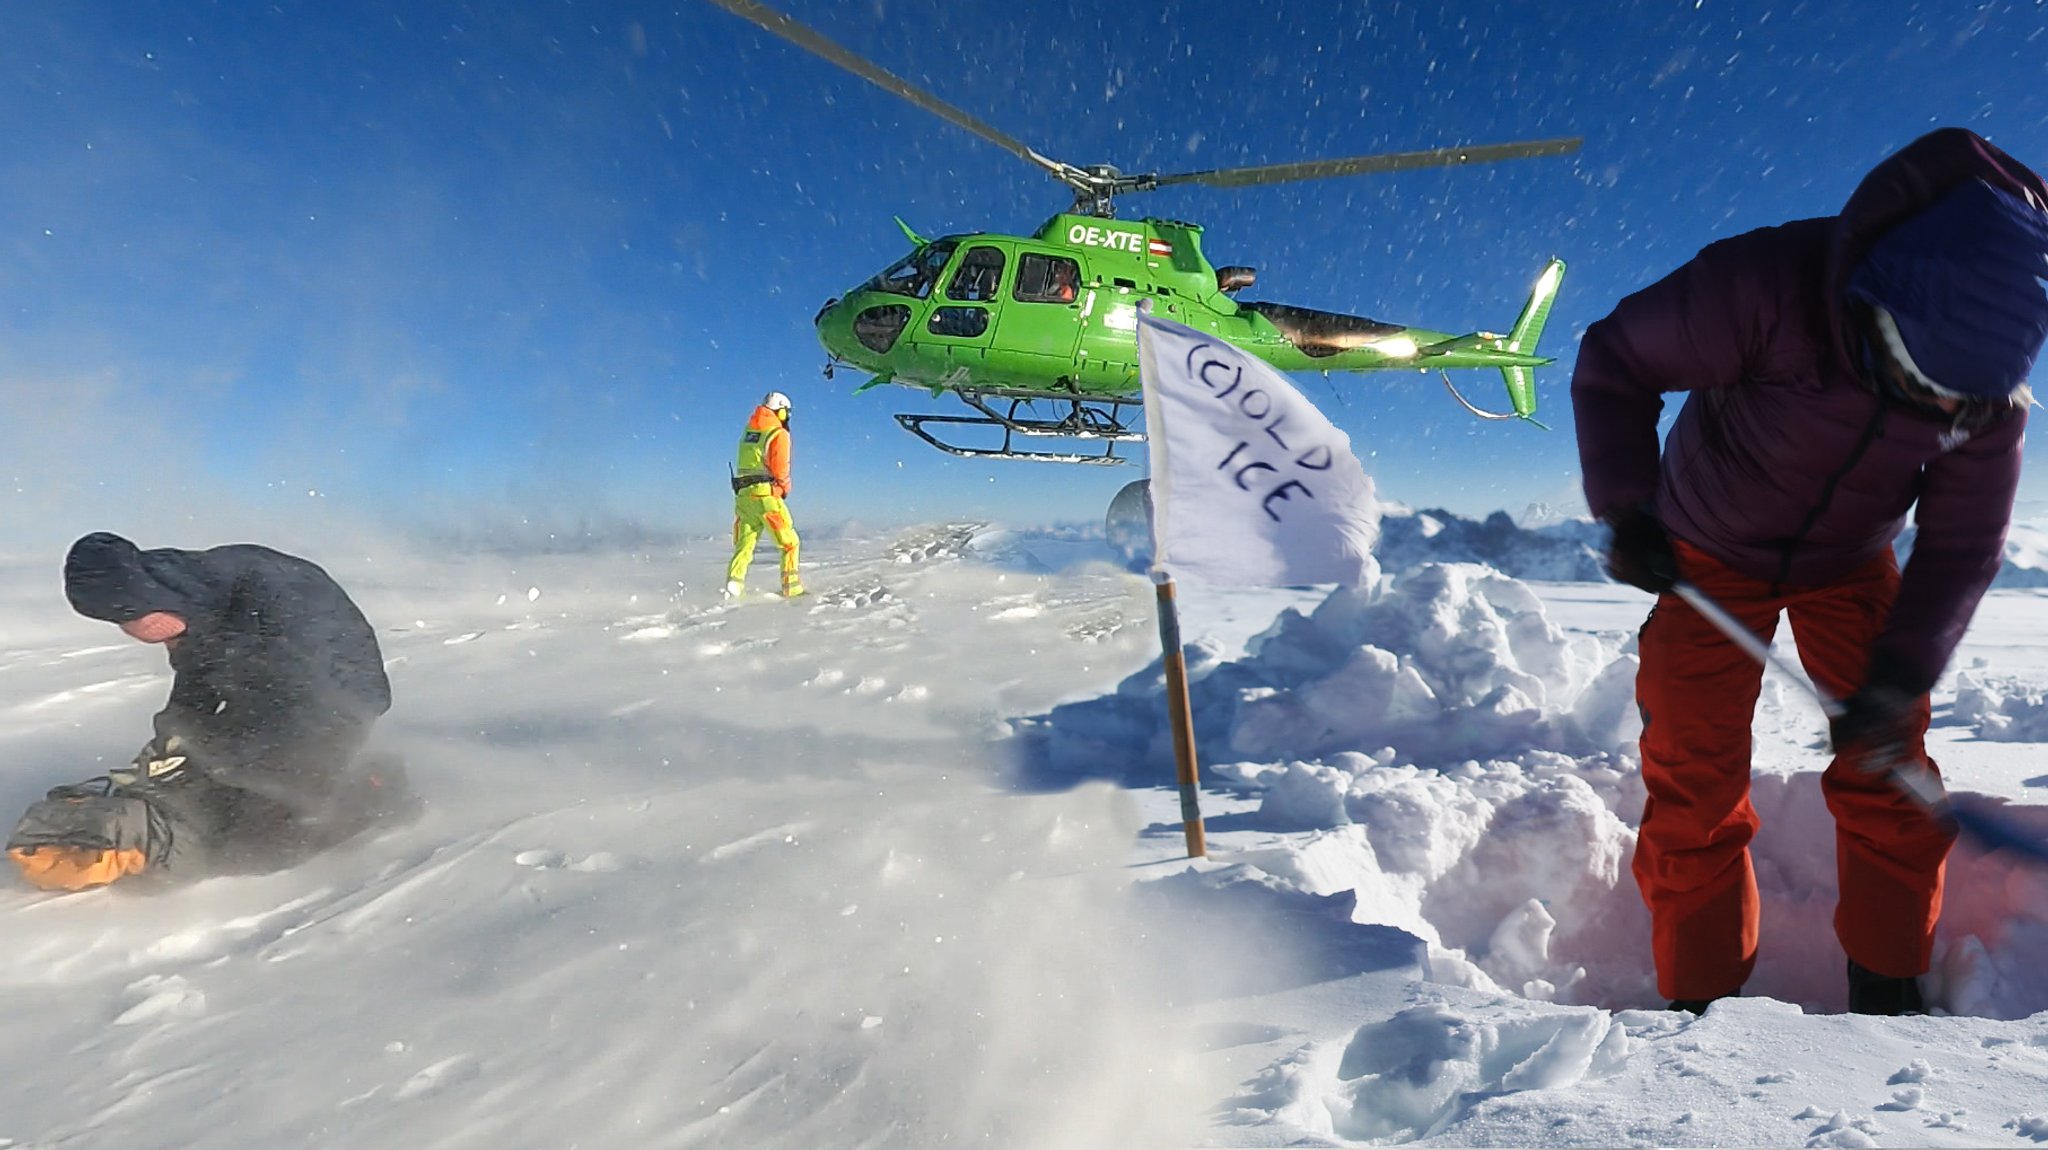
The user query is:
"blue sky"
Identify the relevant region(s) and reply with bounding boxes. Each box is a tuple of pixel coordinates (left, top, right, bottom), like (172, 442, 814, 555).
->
(3, 1, 2046, 543)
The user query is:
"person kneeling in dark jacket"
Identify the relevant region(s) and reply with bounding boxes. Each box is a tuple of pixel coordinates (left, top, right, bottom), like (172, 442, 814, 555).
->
(7, 533, 413, 891)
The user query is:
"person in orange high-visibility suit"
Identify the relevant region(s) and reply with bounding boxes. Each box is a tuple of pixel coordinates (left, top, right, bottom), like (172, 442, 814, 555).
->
(725, 391, 804, 599)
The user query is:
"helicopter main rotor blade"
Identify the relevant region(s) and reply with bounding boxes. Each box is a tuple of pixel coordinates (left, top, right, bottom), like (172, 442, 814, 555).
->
(1144, 137, 1583, 191)
(703, 0, 1068, 182)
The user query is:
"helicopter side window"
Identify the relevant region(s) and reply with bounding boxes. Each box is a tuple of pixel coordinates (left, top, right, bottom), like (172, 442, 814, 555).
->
(927, 307, 990, 338)
(1013, 253, 1081, 304)
(945, 246, 1006, 303)
(866, 241, 957, 299)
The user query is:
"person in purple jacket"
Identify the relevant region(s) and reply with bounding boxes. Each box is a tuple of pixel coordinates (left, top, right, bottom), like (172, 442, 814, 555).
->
(1572, 128, 2048, 1016)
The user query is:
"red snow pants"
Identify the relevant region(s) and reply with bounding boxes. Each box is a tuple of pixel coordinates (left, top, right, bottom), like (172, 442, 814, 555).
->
(1633, 540, 1957, 1001)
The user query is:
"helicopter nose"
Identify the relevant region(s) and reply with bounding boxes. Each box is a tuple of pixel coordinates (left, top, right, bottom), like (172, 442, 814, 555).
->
(813, 296, 861, 365)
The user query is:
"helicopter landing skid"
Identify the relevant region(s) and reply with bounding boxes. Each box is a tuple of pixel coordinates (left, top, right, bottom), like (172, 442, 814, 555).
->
(892, 391, 1143, 465)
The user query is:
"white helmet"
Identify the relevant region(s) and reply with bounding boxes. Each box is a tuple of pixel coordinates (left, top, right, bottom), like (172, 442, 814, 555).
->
(762, 391, 792, 412)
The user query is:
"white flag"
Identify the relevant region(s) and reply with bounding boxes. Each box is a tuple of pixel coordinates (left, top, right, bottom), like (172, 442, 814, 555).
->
(1136, 311, 1380, 587)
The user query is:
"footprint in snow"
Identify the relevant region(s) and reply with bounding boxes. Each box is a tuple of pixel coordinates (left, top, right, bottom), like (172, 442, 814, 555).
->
(143, 891, 328, 964)
(662, 613, 731, 638)
(811, 583, 892, 610)
(113, 974, 206, 1026)
(703, 822, 810, 862)
(1066, 614, 1127, 643)
(514, 848, 625, 873)
(886, 522, 984, 564)
(393, 1054, 480, 1101)
(697, 636, 779, 657)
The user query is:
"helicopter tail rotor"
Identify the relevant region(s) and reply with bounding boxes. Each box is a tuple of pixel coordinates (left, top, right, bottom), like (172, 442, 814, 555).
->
(1425, 254, 1564, 425)
(1498, 258, 1566, 422)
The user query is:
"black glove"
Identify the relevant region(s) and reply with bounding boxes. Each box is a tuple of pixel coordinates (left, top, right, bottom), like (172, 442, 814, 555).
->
(1830, 660, 1923, 771)
(1603, 507, 1679, 594)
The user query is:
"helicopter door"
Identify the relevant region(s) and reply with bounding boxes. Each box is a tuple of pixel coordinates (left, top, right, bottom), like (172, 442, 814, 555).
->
(994, 250, 1083, 377)
(909, 244, 1007, 378)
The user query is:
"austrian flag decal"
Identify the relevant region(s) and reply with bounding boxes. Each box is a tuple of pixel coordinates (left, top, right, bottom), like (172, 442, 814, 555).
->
(1148, 237, 1174, 258)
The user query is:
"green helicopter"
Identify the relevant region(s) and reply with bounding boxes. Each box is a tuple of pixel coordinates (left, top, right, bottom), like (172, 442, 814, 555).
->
(711, 0, 1579, 465)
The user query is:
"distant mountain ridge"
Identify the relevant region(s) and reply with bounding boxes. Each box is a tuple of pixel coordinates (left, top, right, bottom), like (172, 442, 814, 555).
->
(1377, 509, 2048, 589)
(1899, 521, 2048, 590)
(1375, 505, 1607, 582)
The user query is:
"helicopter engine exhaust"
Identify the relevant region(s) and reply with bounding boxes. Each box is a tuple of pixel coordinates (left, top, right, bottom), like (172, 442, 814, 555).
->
(1242, 301, 1408, 358)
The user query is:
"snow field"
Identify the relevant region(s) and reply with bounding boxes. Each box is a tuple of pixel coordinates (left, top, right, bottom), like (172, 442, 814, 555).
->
(5, 519, 2048, 1147)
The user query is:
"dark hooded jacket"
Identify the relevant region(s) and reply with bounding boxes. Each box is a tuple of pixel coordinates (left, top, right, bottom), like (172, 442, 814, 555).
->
(63, 533, 391, 804)
(1572, 129, 2048, 695)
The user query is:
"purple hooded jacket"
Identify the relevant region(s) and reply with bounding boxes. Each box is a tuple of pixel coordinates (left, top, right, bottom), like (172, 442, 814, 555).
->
(1573, 129, 2048, 694)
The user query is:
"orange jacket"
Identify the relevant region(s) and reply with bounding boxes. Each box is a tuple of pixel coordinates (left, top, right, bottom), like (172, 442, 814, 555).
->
(742, 406, 792, 496)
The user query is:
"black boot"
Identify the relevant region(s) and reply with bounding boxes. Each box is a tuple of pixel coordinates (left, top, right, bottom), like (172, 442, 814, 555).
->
(1667, 988, 1739, 1015)
(1846, 959, 1926, 1016)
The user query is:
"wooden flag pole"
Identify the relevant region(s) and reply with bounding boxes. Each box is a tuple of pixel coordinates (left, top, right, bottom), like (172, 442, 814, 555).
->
(1152, 571, 1207, 858)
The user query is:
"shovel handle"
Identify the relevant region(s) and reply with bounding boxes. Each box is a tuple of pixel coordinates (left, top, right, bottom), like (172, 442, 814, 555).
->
(1670, 582, 1847, 720)
(1669, 580, 1949, 815)
(1661, 587, 2048, 865)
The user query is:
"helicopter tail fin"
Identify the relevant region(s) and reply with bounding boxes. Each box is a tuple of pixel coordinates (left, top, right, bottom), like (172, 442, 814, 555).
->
(1498, 258, 1565, 425)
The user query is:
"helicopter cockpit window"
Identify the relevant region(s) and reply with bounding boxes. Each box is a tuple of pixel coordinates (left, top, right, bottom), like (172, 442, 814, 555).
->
(867, 241, 957, 299)
(853, 304, 911, 353)
(944, 246, 1005, 303)
(1013, 253, 1081, 304)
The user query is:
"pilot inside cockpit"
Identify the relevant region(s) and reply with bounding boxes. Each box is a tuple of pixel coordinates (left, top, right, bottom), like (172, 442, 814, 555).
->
(1048, 260, 1078, 303)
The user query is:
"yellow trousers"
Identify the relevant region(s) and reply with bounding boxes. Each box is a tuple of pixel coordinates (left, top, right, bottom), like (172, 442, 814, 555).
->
(727, 491, 801, 591)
